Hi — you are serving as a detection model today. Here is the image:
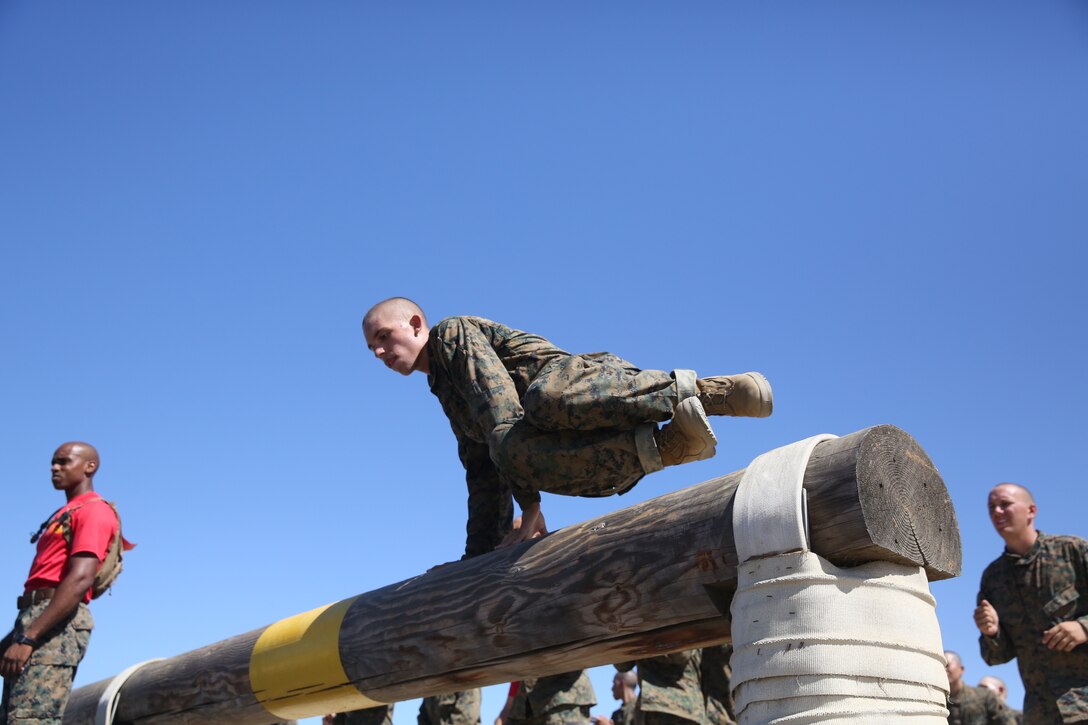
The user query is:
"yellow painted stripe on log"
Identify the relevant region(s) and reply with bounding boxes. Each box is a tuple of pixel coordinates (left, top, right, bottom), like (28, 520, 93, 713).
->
(250, 597, 383, 720)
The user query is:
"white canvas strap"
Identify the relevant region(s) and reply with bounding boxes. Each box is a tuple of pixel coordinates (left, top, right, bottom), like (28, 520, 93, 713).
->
(95, 658, 164, 725)
(730, 434, 948, 724)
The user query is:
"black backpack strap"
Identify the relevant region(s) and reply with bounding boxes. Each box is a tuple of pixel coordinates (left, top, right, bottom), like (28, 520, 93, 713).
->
(28, 501, 90, 545)
(29, 506, 65, 544)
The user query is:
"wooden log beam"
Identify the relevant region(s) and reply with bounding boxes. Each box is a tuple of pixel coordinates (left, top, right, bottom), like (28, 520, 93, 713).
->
(64, 425, 959, 725)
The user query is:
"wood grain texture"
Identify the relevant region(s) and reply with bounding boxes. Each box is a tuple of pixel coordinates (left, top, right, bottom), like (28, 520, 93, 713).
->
(64, 425, 960, 724)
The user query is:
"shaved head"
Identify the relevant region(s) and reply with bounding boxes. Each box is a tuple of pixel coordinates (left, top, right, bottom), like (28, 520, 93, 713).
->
(362, 297, 432, 376)
(611, 668, 637, 700)
(944, 650, 962, 668)
(991, 482, 1034, 505)
(978, 675, 1007, 701)
(363, 297, 427, 329)
(56, 441, 100, 472)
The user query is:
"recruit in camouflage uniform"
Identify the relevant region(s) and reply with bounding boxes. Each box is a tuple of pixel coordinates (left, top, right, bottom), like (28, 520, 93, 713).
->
(699, 645, 735, 725)
(418, 689, 481, 725)
(618, 650, 706, 725)
(363, 303, 772, 556)
(978, 532, 1088, 723)
(423, 316, 770, 552)
(426, 317, 681, 549)
(0, 601, 93, 723)
(509, 671, 596, 725)
(604, 670, 638, 725)
(947, 685, 1018, 725)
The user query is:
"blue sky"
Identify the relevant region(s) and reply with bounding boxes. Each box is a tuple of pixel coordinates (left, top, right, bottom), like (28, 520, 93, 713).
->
(2, 2, 1086, 722)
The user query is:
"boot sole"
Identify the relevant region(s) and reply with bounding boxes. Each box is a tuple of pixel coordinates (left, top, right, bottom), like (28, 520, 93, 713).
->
(675, 397, 717, 462)
(742, 372, 774, 418)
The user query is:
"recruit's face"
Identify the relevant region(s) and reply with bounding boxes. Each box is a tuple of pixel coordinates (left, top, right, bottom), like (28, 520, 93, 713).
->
(987, 485, 1035, 538)
(51, 444, 95, 491)
(944, 653, 963, 686)
(364, 307, 426, 376)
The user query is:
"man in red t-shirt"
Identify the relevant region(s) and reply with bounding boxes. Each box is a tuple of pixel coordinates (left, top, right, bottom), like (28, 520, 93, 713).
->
(0, 441, 119, 724)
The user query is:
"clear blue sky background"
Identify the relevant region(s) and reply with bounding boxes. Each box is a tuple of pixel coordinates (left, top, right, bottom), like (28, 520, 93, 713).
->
(2, 3, 1086, 722)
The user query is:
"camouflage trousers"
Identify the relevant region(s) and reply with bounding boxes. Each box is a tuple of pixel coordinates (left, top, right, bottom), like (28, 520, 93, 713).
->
(418, 689, 481, 725)
(490, 353, 682, 501)
(1, 601, 93, 725)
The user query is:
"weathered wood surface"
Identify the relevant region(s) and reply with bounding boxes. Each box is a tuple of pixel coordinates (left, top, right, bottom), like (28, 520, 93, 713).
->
(64, 425, 959, 725)
(64, 630, 266, 725)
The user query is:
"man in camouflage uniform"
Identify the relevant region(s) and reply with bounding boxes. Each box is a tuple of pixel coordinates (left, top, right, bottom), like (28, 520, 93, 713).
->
(362, 298, 773, 553)
(944, 650, 1017, 724)
(419, 690, 481, 725)
(699, 645, 735, 725)
(617, 650, 705, 725)
(508, 671, 596, 725)
(1, 442, 120, 725)
(592, 670, 637, 725)
(974, 483, 1088, 723)
(979, 676, 1024, 724)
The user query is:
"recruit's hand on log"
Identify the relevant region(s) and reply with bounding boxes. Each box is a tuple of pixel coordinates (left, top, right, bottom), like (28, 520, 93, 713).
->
(974, 599, 1000, 637)
(498, 503, 547, 548)
(1042, 621, 1088, 652)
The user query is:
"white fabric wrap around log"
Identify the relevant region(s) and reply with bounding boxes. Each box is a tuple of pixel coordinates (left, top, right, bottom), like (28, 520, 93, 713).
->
(730, 434, 949, 724)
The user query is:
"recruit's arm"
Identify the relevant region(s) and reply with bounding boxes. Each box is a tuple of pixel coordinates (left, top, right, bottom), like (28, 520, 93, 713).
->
(434, 318, 547, 547)
(0, 553, 97, 678)
(975, 596, 1015, 665)
(459, 436, 514, 559)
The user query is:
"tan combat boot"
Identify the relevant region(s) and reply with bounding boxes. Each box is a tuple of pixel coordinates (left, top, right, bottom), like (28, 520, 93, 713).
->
(697, 372, 773, 418)
(656, 397, 718, 466)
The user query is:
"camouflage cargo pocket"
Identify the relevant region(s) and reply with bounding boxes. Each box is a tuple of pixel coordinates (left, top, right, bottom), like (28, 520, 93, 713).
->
(1043, 585, 1080, 624)
(16, 601, 93, 667)
(4, 662, 78, 723)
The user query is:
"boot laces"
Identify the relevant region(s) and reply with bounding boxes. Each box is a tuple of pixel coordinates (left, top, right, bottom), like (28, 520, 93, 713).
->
(698, 378, 735, 407)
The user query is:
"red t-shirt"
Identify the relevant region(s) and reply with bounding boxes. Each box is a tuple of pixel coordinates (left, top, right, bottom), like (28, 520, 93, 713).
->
(25, 492, 118, 604)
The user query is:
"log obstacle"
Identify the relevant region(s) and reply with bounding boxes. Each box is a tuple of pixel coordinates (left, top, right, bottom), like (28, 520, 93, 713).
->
(64, 425, 960, 725)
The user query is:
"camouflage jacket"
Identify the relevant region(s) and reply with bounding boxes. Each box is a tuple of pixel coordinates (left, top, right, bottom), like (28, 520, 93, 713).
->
(619, 650, 706, 723)
(610, 699, 636, 725)
(511, 670, 597, 719)
(978, 532, 1088, 723)
(947, 685, 1018, 725)
(700, 645, 735, 725)
(427, 316, 569, 557)
(418, 690, 481, 725)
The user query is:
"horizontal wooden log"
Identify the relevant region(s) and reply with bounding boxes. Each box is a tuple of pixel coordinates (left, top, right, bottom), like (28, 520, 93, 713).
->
(64, 425, 959, 725)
